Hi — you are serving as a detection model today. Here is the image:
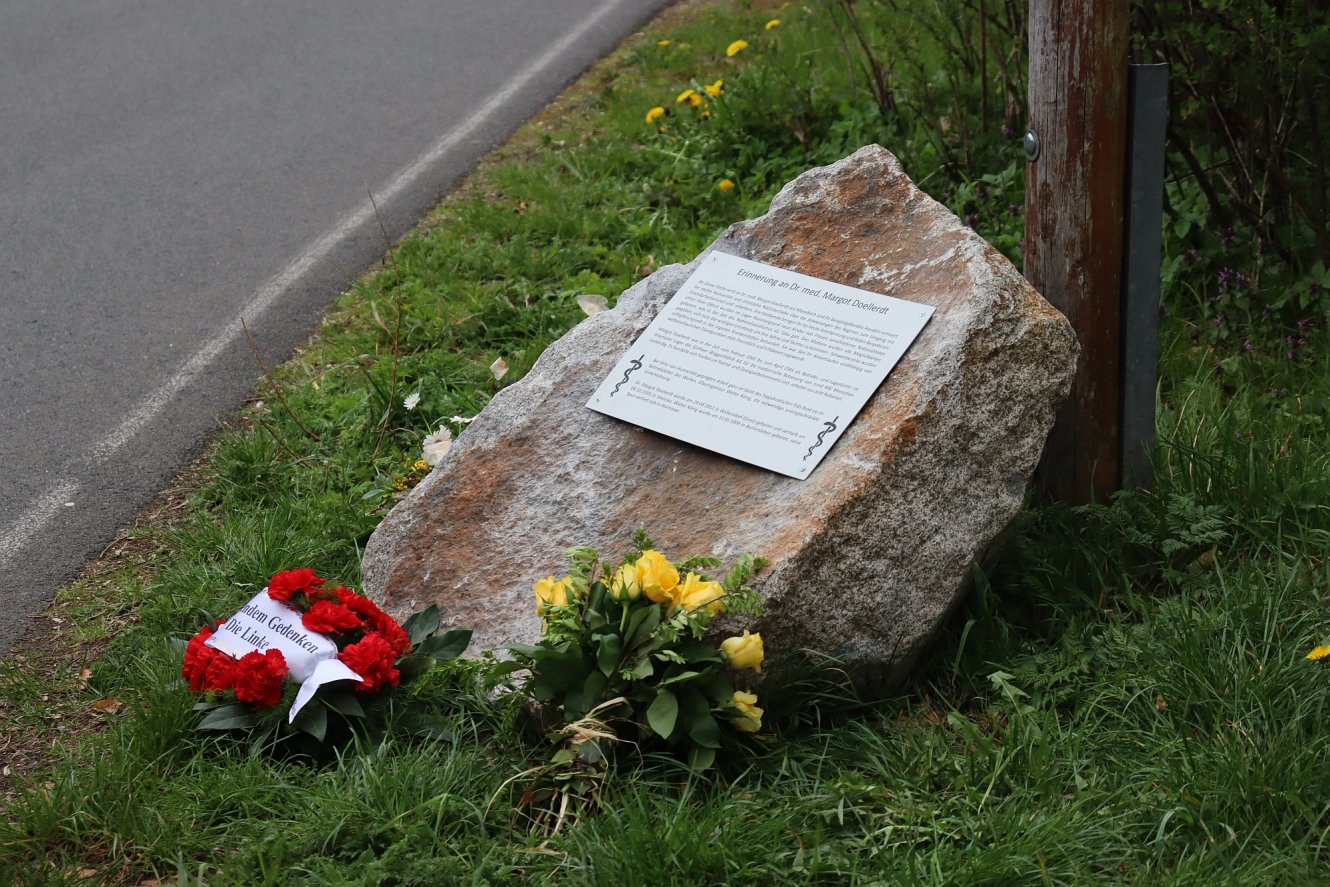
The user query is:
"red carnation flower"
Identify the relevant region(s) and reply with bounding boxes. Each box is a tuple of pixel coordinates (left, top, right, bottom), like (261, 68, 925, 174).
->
(266, 568, 326, 604)
(204, 653, 238, 693)
(302, 600, 364, 635)
(231, 649, 289, 708)
(182, 622, 223, 692)
(340, 590, 411, 655)
(337, 632, 400, 694)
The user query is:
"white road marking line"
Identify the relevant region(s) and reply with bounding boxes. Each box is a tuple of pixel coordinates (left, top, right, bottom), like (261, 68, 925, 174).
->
(0, 478, 81, 572)
(5, 0, 633, 576)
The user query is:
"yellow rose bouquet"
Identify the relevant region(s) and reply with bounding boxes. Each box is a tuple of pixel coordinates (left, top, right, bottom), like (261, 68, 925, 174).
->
(502, 531, 768, 778)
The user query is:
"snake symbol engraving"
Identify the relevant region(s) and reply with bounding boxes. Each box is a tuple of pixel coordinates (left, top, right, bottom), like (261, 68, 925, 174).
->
(610, 355, 645, 397)
(803, 416, 840, 461)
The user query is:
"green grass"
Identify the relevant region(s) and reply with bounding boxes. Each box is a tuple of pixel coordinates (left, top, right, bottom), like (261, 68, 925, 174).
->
(4, 0, 1330, 883)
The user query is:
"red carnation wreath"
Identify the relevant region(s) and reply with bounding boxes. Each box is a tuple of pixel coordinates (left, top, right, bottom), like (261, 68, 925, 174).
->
(181, 569, 470, 743)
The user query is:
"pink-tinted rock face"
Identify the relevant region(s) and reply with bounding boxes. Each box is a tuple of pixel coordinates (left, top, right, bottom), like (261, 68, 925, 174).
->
(361, 145, 1077, 686)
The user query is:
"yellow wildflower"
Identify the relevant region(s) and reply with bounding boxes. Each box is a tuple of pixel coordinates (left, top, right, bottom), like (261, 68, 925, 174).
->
(700, 109, 712, 120)
(1307, 644, 1330, 661)
(765, 19, 781, 29)
(676, 88, 702, 108)
(411, 459, 430, 474)
(726, 39, 748, 57)
(718, 179, 735, 192)
(645, 106, 666, 124)
(657, 39, 671, 47)
(704, 78, 724, 97)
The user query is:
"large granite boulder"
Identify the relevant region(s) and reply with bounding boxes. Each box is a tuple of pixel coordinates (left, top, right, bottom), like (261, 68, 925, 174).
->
(362, 145, 1078, 686)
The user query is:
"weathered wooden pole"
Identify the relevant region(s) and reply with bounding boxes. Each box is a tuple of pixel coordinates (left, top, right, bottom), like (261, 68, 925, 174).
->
(1024, 0, 1130, 503)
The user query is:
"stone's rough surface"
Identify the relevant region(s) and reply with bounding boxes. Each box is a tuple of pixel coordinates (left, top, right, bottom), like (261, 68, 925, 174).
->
(361, 145, 1078, 685)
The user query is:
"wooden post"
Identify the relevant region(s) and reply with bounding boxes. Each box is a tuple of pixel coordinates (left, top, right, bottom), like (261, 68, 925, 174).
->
(1025, 0, 1130, 503)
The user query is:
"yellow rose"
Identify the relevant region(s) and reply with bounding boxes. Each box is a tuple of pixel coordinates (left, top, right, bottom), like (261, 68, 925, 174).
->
(533, 576, 571, 615)
(720, 630, 764, 672)
(677, 572, 724, 615)
(730, 690, 763, 733)
(635, 550, 679, 605)
(609, 563, 642, 602)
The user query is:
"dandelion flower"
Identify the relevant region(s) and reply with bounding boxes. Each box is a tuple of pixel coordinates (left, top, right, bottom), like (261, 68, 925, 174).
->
(403, 390, 420, 411)
(676, 88, 699, 104)
(421, 427, 453, 467)
(725, 39, 748, 57)
(1308, 644, 1330, 661)
(657, 39, 671, 47)
(718, 179, 735, 192)
(490, 357, 509, 381)
(645, 106, 666, 124)
(765, 19, 781, 29)
(704, 79, 724, 97)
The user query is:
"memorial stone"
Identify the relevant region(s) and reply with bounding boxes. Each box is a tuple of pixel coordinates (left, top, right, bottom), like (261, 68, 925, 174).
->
(361, 145, 1078, 686)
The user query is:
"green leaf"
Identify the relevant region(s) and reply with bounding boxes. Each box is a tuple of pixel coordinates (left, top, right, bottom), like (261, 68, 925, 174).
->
(581, 670, 608, 712)
(508, 643, 545, 659)
(402, 605, 441, 647)
(421, 628, 472, 660)
(659, 670, 704, 687)
(623, 604, 662, 647)
(485, 660, 525, 682)
(681, 689, 721, 748)
(625, 657, 654, 680)
(322, 688, 365, 718)
(676, 639, 723, 664)
(292, 700, 328, 742)
(688, 745, 716, 773)
(530, 648, 588, 702)
(595, 633, 622, 677)
(197, 702, 256, 731)
(396, 654, 437, 681)
(646, 689, 679, 740)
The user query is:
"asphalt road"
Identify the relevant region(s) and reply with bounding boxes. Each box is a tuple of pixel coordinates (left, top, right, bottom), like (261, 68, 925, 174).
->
(0, 0, 674, 654)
